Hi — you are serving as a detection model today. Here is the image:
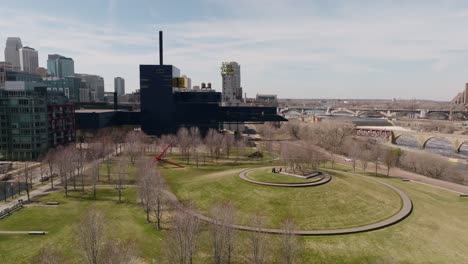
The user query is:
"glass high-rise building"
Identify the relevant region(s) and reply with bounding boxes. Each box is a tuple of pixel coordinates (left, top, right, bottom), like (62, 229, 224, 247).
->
(47, 54, 75, 78)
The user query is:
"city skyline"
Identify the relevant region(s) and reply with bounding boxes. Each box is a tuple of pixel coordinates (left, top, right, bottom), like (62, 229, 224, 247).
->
(3, 1, 468, 100)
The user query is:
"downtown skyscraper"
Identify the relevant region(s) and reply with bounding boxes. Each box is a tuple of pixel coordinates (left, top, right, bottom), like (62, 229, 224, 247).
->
(47, 54, 75, 78)
(221, 61, 243, 103)
(4, 37, 22, 71)
(114, 77, 125, 96)
(19, 46, 39, 74)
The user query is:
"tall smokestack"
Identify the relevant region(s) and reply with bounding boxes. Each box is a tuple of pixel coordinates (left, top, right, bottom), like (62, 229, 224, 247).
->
(159, 30, 163, 65)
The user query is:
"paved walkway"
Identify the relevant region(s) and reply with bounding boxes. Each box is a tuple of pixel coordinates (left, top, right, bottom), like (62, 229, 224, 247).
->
(239, 167, 332, 187)
(166, 168, 413, 236)
(0, 231, 47, 234)
(0, 147, 123, 213)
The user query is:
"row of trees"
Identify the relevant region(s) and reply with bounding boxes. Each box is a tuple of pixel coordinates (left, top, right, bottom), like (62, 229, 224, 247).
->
(272, 121, 403, 176)
(279, 143, 328, 174)
(165, 208, 302, 264)
(399, 151, 463, 182)
(176, 127, 245, 166)
(34, 205, 302, 264)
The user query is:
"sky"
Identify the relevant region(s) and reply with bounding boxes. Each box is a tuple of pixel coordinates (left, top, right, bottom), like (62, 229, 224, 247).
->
(1, 0, 468, 100)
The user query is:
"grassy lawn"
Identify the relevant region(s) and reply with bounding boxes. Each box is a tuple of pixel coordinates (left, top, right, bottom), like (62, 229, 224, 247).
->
(246, 167, 325, 184)
(164, 165, 402, 230)
(98, 161, 138, 184)
(0, 188, 164, 264)
(298, 177, 468, 264)
(1, 155, 468, 263)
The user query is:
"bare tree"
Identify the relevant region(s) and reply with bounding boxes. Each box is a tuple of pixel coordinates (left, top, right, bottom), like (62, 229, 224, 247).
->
(190, 127, 202, 168)
(210, 202, 236, 264)
(101, 239, 140, 264)
(101, 135, 114, 182)
(136, 157, 166, 229)
(234, 137, 247, 164)
(44, 149, 57, 190)
(78, 208, 105, 264)
(317, 122, 354, 168)
(345, 139, 362, 172)
(125, 130, 145, 165)
(70, 147, 80, 191)
(383, 148, 403, 176)
(222, 133, 236, 159)
(88, 149, 100, 199)
(282, 121, 301, 140)
(205, 129, 224, 163)
(20, 162, 34, 202)
(370, 143, 382, 176)
(151, 168, 166, 230)
(400, 152, 419, 172)
(32, 246, 67, 264)
(110, 127, 127, 155)
(166, 209, 200, 264)
(248, 215, 268, 264)
(279, 219, 300, 264)
(359, 149, 372, 172)
(116, 157, 128, 203)
(136, 158, 153, 222)
(177, 127, 192, 164)
(400, 152, 450, 179)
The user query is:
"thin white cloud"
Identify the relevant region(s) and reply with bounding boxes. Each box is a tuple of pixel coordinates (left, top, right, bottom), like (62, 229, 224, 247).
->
(1, 2, 468, 99)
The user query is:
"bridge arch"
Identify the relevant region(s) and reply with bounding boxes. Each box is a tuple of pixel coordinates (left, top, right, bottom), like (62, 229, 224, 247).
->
(392, 133, 419, 146)
(284, 109, 302, 115)
(426, 111, 450, 120)
(330, 108, 355, 116)
(421, 136, 452, 150)
(456, 140, 468, 153)
(452, 112, 468, 121)
(357, 111, 385, 118)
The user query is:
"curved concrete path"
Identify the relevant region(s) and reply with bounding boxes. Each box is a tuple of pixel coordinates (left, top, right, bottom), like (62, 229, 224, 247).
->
(167, 168, 413, 235)
(239, 168, 332, 187)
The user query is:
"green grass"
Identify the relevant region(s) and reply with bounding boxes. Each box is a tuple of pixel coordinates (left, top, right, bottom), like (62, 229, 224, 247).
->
(0, 188, 164, 264)
(298, 177, 468, 263)
(164, 163, 468, 263)
(98, 161, 138, 184)
(165, 166, 402, 230)
(2, 154, 468, 263)
(246, 168, 324, 184)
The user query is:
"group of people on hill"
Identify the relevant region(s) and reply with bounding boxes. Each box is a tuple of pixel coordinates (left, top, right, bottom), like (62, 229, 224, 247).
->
(271, 167, 283, 174)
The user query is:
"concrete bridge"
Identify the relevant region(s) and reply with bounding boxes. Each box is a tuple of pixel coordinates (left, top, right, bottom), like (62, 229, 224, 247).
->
(355, 126, 468, 153)
(280, 107, 468, 120)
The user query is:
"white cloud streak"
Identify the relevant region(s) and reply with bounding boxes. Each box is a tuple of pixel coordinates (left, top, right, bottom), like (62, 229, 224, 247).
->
(1, 2, 468, 99)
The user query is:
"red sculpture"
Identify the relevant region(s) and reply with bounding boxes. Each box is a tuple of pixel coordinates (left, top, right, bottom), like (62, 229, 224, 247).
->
(153, 143, 184, 168)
